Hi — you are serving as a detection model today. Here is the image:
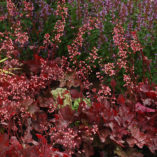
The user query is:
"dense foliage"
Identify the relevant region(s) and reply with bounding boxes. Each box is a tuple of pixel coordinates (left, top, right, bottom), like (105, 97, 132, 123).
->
(0, 0, 156, 157)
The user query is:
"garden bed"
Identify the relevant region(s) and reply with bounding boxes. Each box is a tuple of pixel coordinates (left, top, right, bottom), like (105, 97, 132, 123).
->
(0, 0, 157, 157)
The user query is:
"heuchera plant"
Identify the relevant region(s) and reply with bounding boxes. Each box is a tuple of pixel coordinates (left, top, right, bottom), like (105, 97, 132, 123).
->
(0, 0, 156, 157)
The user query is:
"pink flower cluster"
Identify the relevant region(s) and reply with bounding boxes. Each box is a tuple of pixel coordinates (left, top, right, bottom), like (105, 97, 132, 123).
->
(15, 31, 29, 46)
(98, 84, 111, 101)
(130, 31, 142, 53)
(113, 24, 129, 71)
(7, 0, 17, 17)
(23, 1, 34, 18)
(52, 0, 68, 44)
(68, 17, 98, 64)
(103, 63, 115, 76)
(53, 20, 65, 43)
(67, 17, 101, 90)
(113, 24, 137, 88)
(13, 22, 29, 47)
(123, 74, 134, 88)
(85, 47, 102, 69)
(50, 127, 79, 155)
(43, 33, 51, 45)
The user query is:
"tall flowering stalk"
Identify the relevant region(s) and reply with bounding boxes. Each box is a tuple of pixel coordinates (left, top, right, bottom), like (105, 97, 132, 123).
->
(52, 0, 68, 44)
(7, 0, 17, 17)
(67, 17, 100, 90)
(113, 24, 135, 89)
(23, 1, 34, 18)
(112, 23, 153, 91)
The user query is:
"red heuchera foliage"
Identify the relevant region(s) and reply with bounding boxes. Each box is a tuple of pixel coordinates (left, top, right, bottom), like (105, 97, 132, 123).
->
(0, 1, 156, 157)
(0, 40, 156, 156)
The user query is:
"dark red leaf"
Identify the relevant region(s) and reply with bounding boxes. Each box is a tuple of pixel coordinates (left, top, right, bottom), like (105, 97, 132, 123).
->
(98, 129, 110, 143)
(36, 134, 47, 145)
(0, 134, 9, 154)
(52, 148, 59, 152)
(57, 95, 63, 105)
(135, 102, 155, 113)
(60, 105, 74, 121)
(117, 94, 125, 105)
(83, 143, 94, 157)
(146, 91, 157, 99)
(34, 54, 42, 64)
(111, 79, 116, 88)
(113, 109, 118, 116)
(63, 154, 69, 157)
(70, 89, 80, 98)
(0, 134, 9, 147)
(54, 114, 60, 120)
